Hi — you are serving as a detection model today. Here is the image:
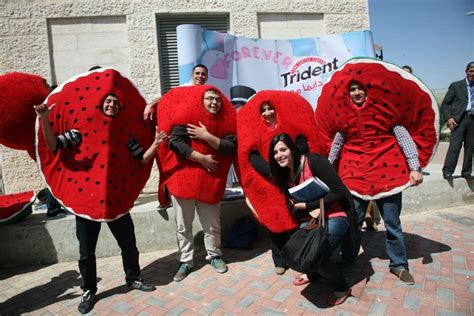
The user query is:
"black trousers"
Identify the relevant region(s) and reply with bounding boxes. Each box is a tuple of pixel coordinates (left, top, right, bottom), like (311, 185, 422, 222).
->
(443, 113, 474, 176)
(76, 213, 141, 293)
(270, 230, 294, 268)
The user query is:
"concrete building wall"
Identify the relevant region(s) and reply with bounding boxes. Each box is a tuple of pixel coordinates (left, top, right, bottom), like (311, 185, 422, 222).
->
(48, 16, 131, 84)
(0, 0, 369, 194)
(258, 13, 325, 39)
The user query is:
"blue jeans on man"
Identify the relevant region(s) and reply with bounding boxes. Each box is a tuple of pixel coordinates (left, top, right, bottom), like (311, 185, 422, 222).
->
(353, 193, 408, 272)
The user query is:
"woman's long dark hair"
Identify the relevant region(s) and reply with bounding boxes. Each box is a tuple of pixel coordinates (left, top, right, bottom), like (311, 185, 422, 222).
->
(268, 133, 302, 193)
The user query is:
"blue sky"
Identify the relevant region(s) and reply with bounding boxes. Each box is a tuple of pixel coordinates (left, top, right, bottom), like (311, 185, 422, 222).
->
(369, 0, 474, 93)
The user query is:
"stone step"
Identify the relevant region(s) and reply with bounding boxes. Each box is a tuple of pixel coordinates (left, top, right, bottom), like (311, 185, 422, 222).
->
(1, 142, 472, 268)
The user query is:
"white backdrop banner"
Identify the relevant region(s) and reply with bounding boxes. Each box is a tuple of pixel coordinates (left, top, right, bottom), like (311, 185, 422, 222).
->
(177, 25, 375, 108)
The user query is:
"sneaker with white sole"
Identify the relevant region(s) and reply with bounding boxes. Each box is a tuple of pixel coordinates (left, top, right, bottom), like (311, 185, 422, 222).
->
(127, 278, 155, 292)
(210, 257, 228, 273)
(78, 290, 95, 314)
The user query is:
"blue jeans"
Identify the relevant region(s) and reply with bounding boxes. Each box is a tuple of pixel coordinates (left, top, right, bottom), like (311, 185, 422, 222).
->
(353, 193, 408, 271)
(307, 216, 351, 291)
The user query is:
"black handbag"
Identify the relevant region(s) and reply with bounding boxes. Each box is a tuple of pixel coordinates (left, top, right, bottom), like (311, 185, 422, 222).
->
(281, 198, 328, 274)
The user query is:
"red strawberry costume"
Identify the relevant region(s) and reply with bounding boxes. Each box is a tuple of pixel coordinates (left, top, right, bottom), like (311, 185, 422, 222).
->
(315, 58, 439, 278)
(315, 58, 438, 199)
(156, 85, 236, 204)
(237, 90, 324, 233)
(0, 72, 50, 159)
(36, 68, 154, 221)
(0, 191, 36, 224)
(35, 68, 156, 304)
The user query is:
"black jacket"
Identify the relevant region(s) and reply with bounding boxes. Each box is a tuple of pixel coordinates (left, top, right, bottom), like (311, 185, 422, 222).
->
(441, 79, 469, 123)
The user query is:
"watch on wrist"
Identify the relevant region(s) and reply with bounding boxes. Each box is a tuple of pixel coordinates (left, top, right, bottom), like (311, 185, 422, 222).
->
(413, 167, 422, 173)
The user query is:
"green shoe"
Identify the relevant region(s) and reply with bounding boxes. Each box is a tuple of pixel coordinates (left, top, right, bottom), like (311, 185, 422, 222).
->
(210, 257, 228, 273)
(173, 262, 191, 282)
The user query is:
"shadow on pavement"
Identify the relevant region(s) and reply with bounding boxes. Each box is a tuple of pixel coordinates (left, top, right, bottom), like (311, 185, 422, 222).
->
(359, 230, 451, 265)
(93, 230, 270, 303)
(0, 264, 49, 282)
(0, 270, 81, 314)
(299, 230, 451, 309)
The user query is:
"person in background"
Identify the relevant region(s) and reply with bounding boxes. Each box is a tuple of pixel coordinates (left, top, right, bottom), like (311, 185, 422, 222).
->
(226, 85, 257, 188)
(143, 64, 208, 121)
(229, 85, 256, 111)
(441, 61, 474, 180)
(402, 65, 413, 73)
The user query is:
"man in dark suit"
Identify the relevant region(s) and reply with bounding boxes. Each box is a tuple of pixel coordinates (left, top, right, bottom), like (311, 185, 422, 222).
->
(441, 62, 474, 180)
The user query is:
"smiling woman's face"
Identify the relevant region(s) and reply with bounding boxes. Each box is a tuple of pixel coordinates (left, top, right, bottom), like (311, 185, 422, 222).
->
(102, 94, 120, 117)
(260, 102, 276, 127)
(273, 140, 293, 168)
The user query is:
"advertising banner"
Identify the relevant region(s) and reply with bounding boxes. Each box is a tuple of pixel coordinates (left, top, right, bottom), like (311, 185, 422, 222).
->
(177, 25, 375, 107)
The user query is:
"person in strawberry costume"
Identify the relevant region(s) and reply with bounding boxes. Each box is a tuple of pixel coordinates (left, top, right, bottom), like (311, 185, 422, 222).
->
(316, 59, 438, 285)
(35, 68, 167, 314)
(156, 86, 236, 282)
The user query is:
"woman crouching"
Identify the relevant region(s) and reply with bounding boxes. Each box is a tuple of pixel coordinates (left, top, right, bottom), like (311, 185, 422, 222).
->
(268, 133, 358, 306)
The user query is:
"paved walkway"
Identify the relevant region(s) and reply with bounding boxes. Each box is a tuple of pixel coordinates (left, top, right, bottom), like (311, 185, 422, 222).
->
(1, 205, 473, 315)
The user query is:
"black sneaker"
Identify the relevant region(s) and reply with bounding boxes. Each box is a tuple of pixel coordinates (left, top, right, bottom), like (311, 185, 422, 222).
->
(78, 290, 95, 314)
(46, 207, 66, 217)
(443, 173, 453, 180)
(157, 203, 171, 211)
(127, 278, 155, 292)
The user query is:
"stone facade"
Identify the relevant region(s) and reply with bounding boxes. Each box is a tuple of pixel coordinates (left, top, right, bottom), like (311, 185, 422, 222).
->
(0, 0, 369, 194)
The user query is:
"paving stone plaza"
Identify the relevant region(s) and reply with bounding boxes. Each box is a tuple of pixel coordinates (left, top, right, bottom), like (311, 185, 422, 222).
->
(1, 205, 472, 315)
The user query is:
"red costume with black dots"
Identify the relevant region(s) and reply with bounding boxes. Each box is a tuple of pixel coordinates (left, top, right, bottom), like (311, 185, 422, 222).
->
(237, 90, 324, 233)
(36, 68, 154, 221)
(0, 72, 50, 159)
(156, 85, 236, 205)
(315, 58, 439, 199)
(0, 191, 36, 224)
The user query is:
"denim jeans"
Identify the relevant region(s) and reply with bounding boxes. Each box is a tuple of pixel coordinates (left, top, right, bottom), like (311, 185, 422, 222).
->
(307, 216, 351, 291)
(353, 193, 408, 271)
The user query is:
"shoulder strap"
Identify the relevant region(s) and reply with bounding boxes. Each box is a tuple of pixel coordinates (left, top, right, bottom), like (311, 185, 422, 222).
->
(319, 197, 325, 227)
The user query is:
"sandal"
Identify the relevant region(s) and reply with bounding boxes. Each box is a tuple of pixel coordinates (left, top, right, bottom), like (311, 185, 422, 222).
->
(327, 289, 351, 306)
(293, 274, 310, 286)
